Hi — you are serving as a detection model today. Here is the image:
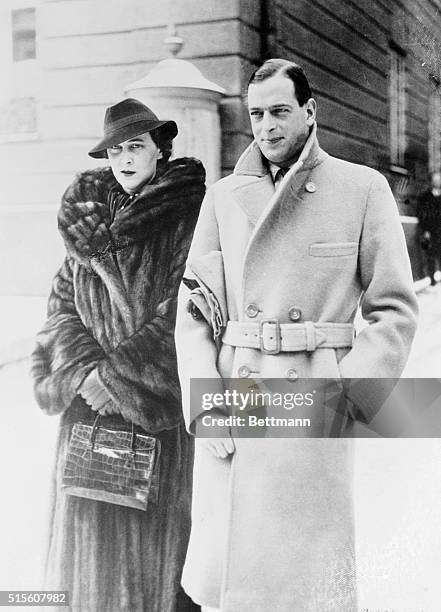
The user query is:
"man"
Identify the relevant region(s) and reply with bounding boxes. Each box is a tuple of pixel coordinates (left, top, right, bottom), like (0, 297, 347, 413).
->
(175, 59, 417, 612)
(417, 170, 441, 286)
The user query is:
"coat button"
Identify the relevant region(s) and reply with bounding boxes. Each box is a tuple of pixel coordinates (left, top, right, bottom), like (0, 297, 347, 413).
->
(305, 181, 316, 193)
(286, 368, 298, 381)
(245, 303, 259, 318)
(288, 307, 302, 321)
(238, 365, 251, 378)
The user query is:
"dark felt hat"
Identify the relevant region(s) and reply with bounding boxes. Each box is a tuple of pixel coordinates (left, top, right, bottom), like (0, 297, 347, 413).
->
(88, 98, 178, 159)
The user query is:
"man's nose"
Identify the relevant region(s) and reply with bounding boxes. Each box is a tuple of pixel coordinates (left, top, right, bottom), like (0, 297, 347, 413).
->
(261, 110, 276, 134)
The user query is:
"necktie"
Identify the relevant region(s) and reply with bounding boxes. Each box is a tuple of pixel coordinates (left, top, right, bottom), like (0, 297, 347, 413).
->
(274, 167, 288, 189)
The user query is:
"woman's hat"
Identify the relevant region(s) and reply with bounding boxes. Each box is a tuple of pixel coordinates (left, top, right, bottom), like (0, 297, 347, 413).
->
(88, 98, 178, 159)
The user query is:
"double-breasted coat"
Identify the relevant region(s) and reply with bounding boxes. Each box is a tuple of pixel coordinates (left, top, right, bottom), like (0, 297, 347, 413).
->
(175, 126, 418, 611)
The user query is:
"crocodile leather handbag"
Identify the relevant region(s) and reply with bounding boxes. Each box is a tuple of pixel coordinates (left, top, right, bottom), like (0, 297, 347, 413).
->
(62, 415, 160, 510)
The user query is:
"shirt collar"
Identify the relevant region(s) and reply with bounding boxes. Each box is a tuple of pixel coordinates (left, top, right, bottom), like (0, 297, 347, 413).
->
(234, 122, 322, 177)
(268, 162, 292, 182)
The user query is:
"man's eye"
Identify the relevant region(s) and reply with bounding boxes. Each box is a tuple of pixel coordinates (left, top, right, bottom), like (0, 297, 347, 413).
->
(274, 108, 289, 114)
(130, 143, 142, 150)
(108, 146, 121, 154)
(250, 111, 263, 118)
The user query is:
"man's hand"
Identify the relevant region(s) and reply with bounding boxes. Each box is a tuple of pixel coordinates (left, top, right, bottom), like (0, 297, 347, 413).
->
(201, 436, 235, 459)
(194, 411, 235, 459)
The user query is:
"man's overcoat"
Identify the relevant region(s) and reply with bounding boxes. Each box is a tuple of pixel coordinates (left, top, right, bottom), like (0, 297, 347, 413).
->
(175, 129, 418, 612)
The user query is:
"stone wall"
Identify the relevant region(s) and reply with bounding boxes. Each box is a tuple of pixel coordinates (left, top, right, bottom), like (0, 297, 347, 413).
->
(0, 0, 259, 294)
(1, 0, 441, 293)
(254, 0, 441, 278)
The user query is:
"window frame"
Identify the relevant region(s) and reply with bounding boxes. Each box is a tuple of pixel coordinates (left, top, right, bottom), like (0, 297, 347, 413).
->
(389, 45, 407, 169)
(11, 6, 37, 62)
(0, 2, 39, 142)
(428, 83, 441, 174)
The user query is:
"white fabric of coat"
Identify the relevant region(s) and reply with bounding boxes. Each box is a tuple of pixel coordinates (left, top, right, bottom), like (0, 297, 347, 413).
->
(175, 126, 418, 612)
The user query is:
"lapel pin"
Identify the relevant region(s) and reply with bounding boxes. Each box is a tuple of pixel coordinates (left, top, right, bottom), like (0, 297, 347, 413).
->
(305, 181, 317, 193)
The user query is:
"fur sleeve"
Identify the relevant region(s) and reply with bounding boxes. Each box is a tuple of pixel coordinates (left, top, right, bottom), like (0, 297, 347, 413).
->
(57, 167, 115, 266)
(95, 220, 193, 433)
(31, 258, 105, 415)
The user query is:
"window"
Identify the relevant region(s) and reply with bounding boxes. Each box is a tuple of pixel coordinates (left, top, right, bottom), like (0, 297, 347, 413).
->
(428, 86, 441, 173)
(0, 97, 37, 138)
(12, 8, 36, 62)
(389, 48, 406, 167)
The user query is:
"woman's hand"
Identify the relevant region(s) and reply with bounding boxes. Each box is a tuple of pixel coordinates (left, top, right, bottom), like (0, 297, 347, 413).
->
(79, 369, 119, 415)
(95, 401, 121, 417)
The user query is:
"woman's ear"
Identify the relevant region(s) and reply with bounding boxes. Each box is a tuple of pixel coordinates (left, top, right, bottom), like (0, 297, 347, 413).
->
(156, 148, 163, 160)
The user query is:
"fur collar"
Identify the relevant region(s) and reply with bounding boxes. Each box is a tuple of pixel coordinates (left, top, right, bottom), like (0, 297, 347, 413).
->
(58, 157, 205, 266)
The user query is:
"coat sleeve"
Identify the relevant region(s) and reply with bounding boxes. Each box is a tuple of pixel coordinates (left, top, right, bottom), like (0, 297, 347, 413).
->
(338, 172, 418, 422)
(31, 257, 105, 415)
(94, 219, 195, 432)
(94, 237, 188, 432)
(175, 186, 227, 433)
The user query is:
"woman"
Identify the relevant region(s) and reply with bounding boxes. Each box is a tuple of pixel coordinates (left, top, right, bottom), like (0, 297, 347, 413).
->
(32, 98, 205, 611)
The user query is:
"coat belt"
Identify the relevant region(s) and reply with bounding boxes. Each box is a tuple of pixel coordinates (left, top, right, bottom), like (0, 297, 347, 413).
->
(222, 320, 354, 355)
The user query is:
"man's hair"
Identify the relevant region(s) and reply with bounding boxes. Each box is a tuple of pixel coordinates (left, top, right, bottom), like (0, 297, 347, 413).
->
(150, 127, 173, 164)
(248, 59, 312, 107)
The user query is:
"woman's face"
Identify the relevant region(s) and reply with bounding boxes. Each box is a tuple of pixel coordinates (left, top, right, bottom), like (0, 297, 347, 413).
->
(107, 132, 161, 194)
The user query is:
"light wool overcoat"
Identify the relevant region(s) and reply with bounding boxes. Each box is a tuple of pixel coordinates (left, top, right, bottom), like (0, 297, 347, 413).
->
(175, 127, 418, 612)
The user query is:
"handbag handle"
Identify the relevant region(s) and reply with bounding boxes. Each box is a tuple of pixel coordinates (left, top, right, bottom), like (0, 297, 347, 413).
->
(89, 414, 137, 457)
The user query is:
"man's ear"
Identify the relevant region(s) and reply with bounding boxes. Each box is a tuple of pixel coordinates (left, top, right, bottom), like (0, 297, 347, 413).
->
(156, 148, 163, 160)
(305, 98, 317, 126)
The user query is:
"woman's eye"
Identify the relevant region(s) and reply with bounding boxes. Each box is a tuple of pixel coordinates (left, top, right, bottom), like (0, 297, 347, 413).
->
(130, 144, 142, 150)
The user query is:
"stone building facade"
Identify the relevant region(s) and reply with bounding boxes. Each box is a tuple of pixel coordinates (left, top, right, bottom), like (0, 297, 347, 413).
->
(1, 0, 440, 293)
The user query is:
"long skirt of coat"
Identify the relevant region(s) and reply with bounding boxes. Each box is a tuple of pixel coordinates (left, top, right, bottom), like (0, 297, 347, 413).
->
(45, 419, 197, 612)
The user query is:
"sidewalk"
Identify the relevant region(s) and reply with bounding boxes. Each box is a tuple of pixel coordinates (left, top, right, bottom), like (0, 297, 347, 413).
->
(0, 296, 56, 592)
(0, 295, 47, 366)
(1, 281, 441, 607)
(403, 278, 441, 376)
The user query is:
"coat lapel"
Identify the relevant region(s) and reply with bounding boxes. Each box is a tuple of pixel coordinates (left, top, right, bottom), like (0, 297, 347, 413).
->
(231, 174, 275, 226)
(232, 124, 325, 228)
(233, 124, 327, 305)
(230, 140, 274, 226)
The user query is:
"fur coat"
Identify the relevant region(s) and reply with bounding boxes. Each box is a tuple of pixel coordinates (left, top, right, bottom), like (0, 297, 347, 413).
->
(32, 157, 205, 612)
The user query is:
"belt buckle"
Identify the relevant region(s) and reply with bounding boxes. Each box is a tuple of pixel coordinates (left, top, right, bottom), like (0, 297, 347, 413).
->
(259, 319, 281, 355)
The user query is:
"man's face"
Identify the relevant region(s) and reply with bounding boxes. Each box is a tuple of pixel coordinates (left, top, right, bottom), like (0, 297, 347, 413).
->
(247, 75, 316, 166)
(432, 172, 441, 190)
(107, 132, 161, 194)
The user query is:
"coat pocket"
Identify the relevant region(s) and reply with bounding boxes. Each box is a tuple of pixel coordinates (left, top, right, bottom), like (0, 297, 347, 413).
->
(309, 241, 358, 257)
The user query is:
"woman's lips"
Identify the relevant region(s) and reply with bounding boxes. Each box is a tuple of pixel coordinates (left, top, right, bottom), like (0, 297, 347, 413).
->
(121, 170, 136, 175)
